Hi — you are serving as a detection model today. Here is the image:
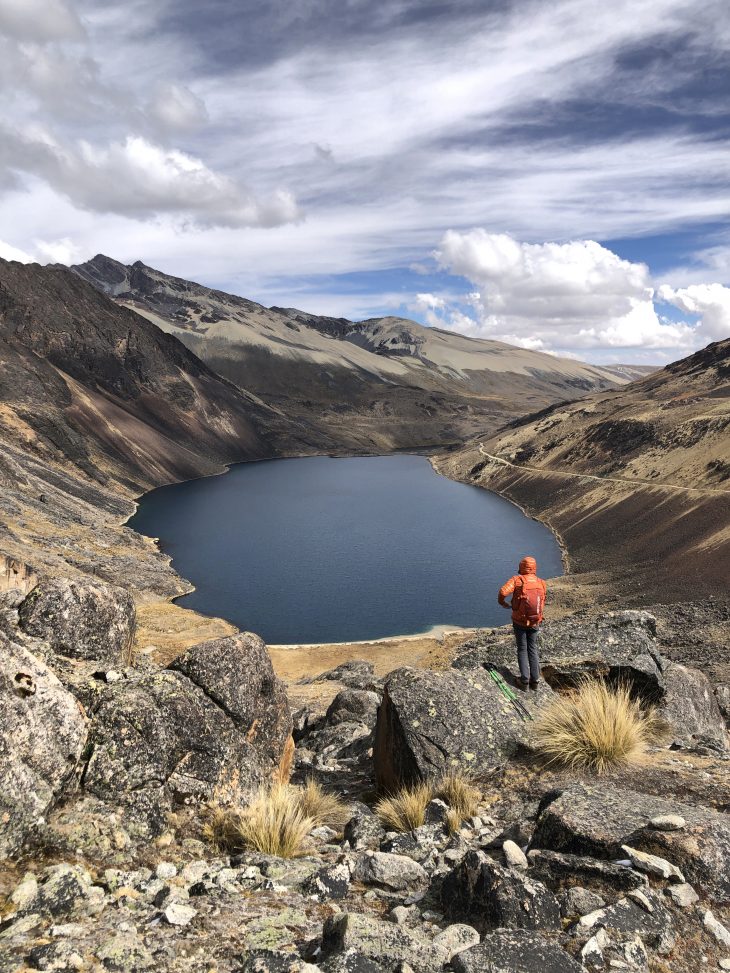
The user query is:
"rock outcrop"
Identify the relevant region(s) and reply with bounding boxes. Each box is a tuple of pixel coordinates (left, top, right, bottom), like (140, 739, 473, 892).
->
(0, 632, 88, 856)
(373, 665, 551, 790)
(18, 577, 136, 664)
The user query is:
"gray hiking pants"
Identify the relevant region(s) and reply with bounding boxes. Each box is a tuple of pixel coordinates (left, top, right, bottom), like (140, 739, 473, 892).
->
(514, 623, 540, 682)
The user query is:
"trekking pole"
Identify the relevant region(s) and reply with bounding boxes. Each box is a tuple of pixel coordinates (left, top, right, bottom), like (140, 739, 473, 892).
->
(488, 667, 533, 722)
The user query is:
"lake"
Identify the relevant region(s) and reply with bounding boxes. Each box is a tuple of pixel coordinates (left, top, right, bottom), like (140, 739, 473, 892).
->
(129, 454, 563, 644)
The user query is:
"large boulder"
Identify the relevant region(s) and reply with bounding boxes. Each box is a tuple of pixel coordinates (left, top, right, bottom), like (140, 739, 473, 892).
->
(532, 783, 730, 902)
(84, 670, 283, 830)
(452, 930, 582, 973)
(441, 850, 561, 933)
(169, 632, 293, 774)
(321, 913, 448, 972)
(18, 577, 135, 664)
(659, 662, 728, 748)
(373, 666, 550, 790)
(0, 633, 88, 856)
(326, 689, 379, 728)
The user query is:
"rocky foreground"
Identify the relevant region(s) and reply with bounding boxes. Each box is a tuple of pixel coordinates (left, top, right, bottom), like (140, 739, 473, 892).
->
(1, 577, 729, 973)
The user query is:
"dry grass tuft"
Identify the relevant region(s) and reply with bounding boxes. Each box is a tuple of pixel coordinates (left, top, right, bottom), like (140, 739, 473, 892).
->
(434, 770, 480, 822)
(297, 778, 349, 830)
(375, 782, 434, 832)
(533, 679, 667, 774)
(444, 807, 463, 836)
(204, 784, 315, 858)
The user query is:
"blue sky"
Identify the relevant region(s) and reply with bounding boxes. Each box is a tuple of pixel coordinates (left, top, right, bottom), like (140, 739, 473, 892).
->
(1, 0, 730, 363)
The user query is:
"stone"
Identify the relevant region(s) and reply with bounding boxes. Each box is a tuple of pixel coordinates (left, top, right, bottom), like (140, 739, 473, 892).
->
(27, 940, 84, 971)
(321, 913, 448, 972)
(28, 865, 96, 919)
(388, 905, 418, 926)
(169, 631, 293, 775)
(582, 931, 649, 973)
(574, 891, 674, 950)
(326, 689, 380, 728)
(424, 799, 449, 824)
(502, 839, 528, 869)
(95, 932, 154, 971)
(581, 928, 609, 967)
(452, 930, 582, 973)
(649, 814, 686, 831)
(526, 849, 647, 892)
(559, 886, 606, 918)
(432, 924, 480, 961)
(155, 861, 177, 880)
(83, 661, 287, 823)
(307, 862, 351, 900)
(0, 633, 88, 856)
(659, 662, 729, 748)
(666, 883, 699, 907)
(163, 902, 197, 926)
(531, 783, 730, 901)
(704, 911, 730, 948)
(18, 577, 135, 664)
(344, 812, 386, 851)
(374, 666, 550, 790)
(353, 852, 429, 893)
(441, 850, 561, 933)
(621, 845, 685, 882)
(317, 659, 378, 690)
(380, 824, 445, 862)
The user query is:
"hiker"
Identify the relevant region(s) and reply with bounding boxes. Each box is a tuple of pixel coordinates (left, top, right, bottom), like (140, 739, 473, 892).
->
(498, 555, 547, 690)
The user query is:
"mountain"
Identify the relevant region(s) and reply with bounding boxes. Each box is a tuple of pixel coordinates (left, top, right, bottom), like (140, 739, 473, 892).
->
(0, 258, 315, 592)
(72, 254, 637, 451)
(436, 337, 730, 603)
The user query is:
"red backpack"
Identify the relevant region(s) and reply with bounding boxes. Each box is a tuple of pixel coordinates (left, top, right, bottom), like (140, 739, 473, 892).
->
(513, 575, 544, 626)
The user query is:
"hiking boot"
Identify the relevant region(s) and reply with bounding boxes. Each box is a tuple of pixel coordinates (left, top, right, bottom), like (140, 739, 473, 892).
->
(529, 680, 540, 690)
(515, 677, 529, 691)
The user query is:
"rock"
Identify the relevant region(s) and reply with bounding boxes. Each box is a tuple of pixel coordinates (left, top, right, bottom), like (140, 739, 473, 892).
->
(649, 814, 686, 831)
(424, 799, 449, 825)
(28, 865, 97, 919)
(374, 666, 549, 790)
(380, 824, 445, 862)
(321, 913, 448, 972)
(163, 902, 197, 926)
(559, 886, 606, 918)
(169, 631, 293, 775)
(452, 930, 582, 973)
(502, 839, 527, 869)
(155, 861, 177, 880)
(666, 883, 699, 907)
(83, 663, 285, 824)
(95, 932, 154, 971)
(317, 660, 378, 690)
(307, 862, 351, 900)
(574, 890, 673, 950)
(581, 930, 648, 972)
(659, 662, 729, 747)
(704, 911, 730, 948)
(581, 928, 609, 968)
(432, 924, 480, 961)
(0, 634, 88, 856)
(353, 852, 429, 893)
(526, 849, 647, 893)
(389, 905, 417, 926)
(621, 845, 685, 882)
(441, 850, 561, 933)
(27, 940, 84, 971)
(344, 812, 385, 851)
(326, 689, 380, 728)
(18, 577, 135, 664)
(531, 783, 730, 901)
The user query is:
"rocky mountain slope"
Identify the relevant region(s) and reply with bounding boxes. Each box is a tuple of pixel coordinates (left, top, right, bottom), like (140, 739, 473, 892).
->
(0, 578, 728, 973)
(0, 258, 318, 591)
(436, 337, 730, 604)
(72, 254, 641, 452)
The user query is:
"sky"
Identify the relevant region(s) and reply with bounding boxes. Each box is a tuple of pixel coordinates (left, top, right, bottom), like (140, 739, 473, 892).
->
(1, 0, 730, 363)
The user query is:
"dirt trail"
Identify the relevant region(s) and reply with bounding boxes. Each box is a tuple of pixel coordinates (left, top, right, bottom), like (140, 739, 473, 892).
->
(477, 445, 730, 497)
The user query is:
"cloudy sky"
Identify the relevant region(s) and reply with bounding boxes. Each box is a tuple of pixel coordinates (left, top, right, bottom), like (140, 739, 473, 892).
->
(1, 0, 730, 363)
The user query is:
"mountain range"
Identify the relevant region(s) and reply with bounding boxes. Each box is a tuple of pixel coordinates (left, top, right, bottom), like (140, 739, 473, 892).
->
(72, 254, 650, 453)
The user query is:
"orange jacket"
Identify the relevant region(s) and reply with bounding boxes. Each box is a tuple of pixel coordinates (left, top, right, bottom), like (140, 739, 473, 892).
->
(498, 556, 547, 627)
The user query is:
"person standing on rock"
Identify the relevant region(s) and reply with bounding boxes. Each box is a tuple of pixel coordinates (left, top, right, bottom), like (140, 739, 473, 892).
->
(498, 555, 547, 690)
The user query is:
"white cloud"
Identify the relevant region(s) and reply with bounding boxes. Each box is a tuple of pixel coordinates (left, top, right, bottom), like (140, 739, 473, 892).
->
(0, 0, 84, 41)
(2, 130, 301, 228)
(145, 83, 208, 132)
(0, 238, 32, 262)
(34, 236, 84, 265)
(434, 229, 702, 356)
(658, 284, 730, 342)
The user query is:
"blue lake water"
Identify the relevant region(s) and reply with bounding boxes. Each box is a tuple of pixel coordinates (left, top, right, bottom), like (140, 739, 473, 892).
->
(129, 454, 563, 644)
